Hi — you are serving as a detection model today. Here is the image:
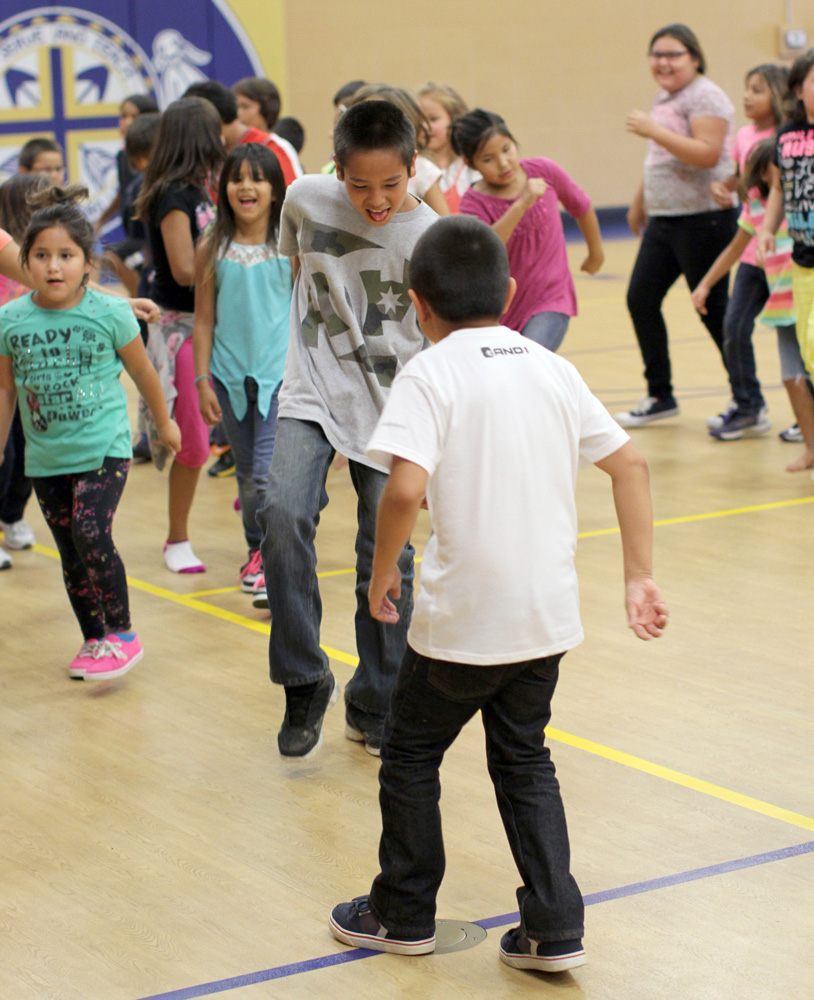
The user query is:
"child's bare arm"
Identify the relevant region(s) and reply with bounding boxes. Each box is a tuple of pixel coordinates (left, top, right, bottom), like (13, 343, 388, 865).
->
(491, 178, 547, 244)
(691, 228, 751, 314)
(421, 180, 451, 217)
(117, 335, 181, 456)
(576, 207, 604, 274)
(757, 165, 784, 265)
(0, 355, 18, 466)
(191, 239, 220, 426)
(369, 456, 428, 623)
(594, 441, 667, 640)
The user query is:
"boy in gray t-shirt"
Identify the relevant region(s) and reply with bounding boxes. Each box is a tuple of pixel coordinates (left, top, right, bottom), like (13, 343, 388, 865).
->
(258, 101, 437, 759)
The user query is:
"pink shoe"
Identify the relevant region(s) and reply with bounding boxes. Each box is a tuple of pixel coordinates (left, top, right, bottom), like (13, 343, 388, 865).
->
(68, 639, 102, 679)
(83, 634, 143, 680)
(240, 549, 263, 592)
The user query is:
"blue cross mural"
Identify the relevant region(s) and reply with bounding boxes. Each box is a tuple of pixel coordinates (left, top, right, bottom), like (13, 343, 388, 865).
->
(0, 4, 262, 226)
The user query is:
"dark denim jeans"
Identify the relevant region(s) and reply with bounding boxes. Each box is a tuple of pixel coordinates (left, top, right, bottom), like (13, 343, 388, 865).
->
(368, 646, 584, 942)
(722, 262, 769, 413)
(257, 417, 414, 715)
(627, 209, 738, 399)
(212, 376, 279, 551)
(0, 408, 32, 524)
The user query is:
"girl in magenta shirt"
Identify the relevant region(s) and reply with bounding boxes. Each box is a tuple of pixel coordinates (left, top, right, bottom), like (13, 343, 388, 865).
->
(454, 109, 603, 351)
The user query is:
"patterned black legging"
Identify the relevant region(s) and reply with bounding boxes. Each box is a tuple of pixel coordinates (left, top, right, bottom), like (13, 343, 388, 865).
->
(32, 458, 131, 641)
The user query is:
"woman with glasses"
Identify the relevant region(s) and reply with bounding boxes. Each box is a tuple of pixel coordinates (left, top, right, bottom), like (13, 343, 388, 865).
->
(617, 23, 738, 427)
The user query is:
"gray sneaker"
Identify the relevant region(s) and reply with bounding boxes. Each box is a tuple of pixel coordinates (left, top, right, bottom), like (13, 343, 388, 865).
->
(615, 396, 679, 427)
(706, 400, 736, 430)
(1, 518, 35, 550)
(278, 673, 339, 758)
(345, 704, 384, 757)
(709, 406, 771, 440)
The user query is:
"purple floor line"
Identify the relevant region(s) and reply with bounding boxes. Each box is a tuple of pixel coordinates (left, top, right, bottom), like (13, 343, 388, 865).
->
(135, 840, 814, 1000)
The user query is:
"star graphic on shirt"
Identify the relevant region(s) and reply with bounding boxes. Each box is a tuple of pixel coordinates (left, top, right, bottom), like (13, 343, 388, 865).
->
(377, 288, 403, 316)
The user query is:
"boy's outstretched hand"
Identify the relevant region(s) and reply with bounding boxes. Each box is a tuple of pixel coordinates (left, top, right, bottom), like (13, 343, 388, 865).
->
(369, 564, 403, 624)
(626, 577, 668, 640)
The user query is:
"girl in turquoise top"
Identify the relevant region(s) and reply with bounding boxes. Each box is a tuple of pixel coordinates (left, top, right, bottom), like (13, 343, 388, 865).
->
(193, 144, 292, 598)
(0, 185, 180, 681)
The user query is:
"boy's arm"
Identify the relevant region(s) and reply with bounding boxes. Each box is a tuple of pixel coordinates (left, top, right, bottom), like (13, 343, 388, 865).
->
(593, 440, 668, 640)
(117, 335, 181, 456)
(576, 206, 604, 274)
(369, 455, 429, 623)
(0, 355, 18, 466)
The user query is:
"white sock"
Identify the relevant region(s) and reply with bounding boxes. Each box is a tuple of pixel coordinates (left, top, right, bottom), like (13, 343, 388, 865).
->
(163, 540, 206, 574)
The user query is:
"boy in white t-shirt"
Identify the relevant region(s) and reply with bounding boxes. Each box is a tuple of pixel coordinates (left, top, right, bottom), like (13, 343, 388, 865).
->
(329, 217, 668, 973)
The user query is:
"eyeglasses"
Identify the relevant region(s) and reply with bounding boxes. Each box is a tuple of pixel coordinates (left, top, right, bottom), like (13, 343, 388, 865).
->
(648, 49, 689, 61)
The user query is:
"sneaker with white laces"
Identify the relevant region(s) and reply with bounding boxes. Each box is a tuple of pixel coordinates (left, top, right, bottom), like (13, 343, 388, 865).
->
(0, 545, 11, 570)
(68, 639, 102, 679)
(499, 927, 586, 973)
(615, 396, 679, 427)
(709, 406, 771, 441)
(1, 518, 35, 549)
(706, 400, 737, 430)
(251, 574, 268, 609)
(779, 423, 803, 443)
(329, 895, 436, 955)
(240, 550, 263, 592)
(83, 633, 143, 680)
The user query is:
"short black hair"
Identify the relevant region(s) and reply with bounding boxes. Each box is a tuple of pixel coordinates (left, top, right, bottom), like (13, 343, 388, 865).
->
(333, 80, 366, 107)
(122, 93, 159, 114)
(182, 80, 237, 124)
(275, 116, 305, 153)
(334, 101, 415, 169)
(410, 216, 510, 322)
(125, 112, 161, 160)
(19, 137, 62, 170)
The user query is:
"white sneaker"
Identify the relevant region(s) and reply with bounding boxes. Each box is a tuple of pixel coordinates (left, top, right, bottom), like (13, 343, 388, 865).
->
(1, 518, 35, 549)
(0, 545, 12, 570)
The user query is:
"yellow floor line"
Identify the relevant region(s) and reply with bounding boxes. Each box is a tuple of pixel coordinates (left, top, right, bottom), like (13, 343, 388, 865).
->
(548, 728, 814, 833)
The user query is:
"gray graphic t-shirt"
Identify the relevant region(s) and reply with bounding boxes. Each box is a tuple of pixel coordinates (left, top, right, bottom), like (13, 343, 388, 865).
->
(278, 174, 437, 468)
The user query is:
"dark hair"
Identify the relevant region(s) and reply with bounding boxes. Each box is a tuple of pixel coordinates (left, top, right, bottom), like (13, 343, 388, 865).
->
(19, 184, 94, 270)
(125, 112, 161, 161)
(232, 77, 281, 131)
(274, 116, 305, 153)
(450, 109, 515, 165)
(333, 80, 366, 107)
(649, 24, 706, 74)
(744, 64, 788, 127)
(122, 93, 159, 115)
(18, 137, 62, 171)
(202, 143, 286, 280)
(787, 49, 814, 123)
(738, 138, 776, 200)
(182, 80, 238, 124)
(136, 98, 225, 220)
(410, 216, 510, 322)
(0, 173, 51, 243)
(333, 101, 416, 169)
(346, 85, 431, 151)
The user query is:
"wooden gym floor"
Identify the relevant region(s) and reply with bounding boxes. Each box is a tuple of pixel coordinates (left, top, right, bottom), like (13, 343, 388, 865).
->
(1, 238, 812, 999)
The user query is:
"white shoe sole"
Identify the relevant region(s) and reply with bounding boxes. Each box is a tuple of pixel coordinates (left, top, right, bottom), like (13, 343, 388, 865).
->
(329, 915, 436, 954)
(615, 406, 679, 427)
(83, 649, 144, 681)
(499, 946, 586, 972)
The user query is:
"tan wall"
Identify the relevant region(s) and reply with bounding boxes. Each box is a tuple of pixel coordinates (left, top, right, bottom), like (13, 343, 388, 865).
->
(277, 0, 809, 207)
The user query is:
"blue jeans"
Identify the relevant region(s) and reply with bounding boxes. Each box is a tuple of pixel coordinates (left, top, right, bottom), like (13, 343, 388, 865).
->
(521, 311, 570, 352)
(213, 376, 278, 551)
(257, 417, 414, 715)
(722, 263, 768, 413)
(368, 646, 584, 942)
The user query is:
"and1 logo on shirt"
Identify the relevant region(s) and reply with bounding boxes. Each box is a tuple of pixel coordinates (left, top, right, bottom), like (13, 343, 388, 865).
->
(481, 345, 530, 357)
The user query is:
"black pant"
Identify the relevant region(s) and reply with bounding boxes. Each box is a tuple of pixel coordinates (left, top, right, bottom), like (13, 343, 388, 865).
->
(0, 408, 32, 524)
(32, 458, 131, 641)
(626, 208, 738, 399)
(368, 646, 584, 942)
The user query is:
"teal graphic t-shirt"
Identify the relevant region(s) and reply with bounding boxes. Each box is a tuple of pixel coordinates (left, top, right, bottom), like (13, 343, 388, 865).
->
(0, 288, 139, 476)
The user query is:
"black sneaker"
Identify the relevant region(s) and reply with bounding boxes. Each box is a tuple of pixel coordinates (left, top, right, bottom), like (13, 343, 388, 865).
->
(207, 449, 235, 478)
(615, 395, 679, 427)
(345, 704, 384, 757)
(329, 896, 436, 955)
(278, 673, 339, 758)
(779, 423, 803, 443)
(499, 927, 586, 973)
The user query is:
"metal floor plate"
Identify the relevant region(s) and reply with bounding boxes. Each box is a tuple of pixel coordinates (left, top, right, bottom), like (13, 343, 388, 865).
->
(433, 919, 488, 954)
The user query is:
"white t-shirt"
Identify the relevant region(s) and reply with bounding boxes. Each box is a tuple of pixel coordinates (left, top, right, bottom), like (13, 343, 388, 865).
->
(367, 326, 629, 664)
(409, 155, 443, 199)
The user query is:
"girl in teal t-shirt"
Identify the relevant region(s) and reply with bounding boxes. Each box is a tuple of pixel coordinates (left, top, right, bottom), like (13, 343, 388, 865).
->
(192, 144, 292, 600)
(0, 185, 180, 681)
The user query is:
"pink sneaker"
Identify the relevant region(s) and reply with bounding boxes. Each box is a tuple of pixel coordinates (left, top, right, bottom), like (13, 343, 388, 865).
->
(251, 573, 268, 609)
(68, 639, 102, 679)
(240, 549, 263, 592)
(83, 634, 143, 680)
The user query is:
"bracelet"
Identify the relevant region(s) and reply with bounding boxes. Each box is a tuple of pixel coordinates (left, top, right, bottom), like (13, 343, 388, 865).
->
(194, 374, 212, 386)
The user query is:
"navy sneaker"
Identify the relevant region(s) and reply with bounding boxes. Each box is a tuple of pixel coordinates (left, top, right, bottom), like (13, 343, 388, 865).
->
(779, 423, 802, 443)
(615, 396, 679, 427)
(208, 449, 236, 478)
(499, 927, 586, 973)
(709, 406, 770, 441)
(329, 896, 436, 955)
(345, 703, 384, 757)
(278, 673, 339, 759)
